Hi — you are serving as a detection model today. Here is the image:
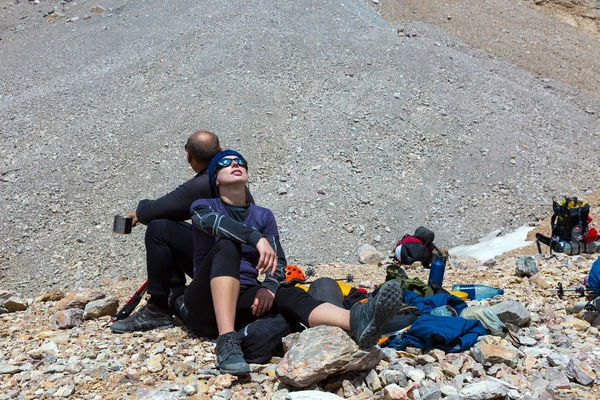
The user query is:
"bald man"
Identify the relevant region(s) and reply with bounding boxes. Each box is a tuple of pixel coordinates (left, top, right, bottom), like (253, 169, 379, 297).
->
(112, 131, 226, 333)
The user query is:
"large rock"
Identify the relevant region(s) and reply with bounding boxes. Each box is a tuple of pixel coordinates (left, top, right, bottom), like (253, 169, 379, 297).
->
(57, 291, 106, 310)
(566, 359, 596, 386)
(458, 379, 509, 399)
(470, 343, 518, 368)
(84, 296, 119, 319)
(490, 300, 531, 327)
(358, 244, 385, 264)
(276, 326, 381, 387)
(51, 308, 85, 329)
(543, 367, 571, 391)
(515, 256, 538, 277)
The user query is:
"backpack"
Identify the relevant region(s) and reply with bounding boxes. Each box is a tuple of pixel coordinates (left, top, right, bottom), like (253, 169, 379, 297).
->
(551, 197, 590, 241)
(393, 226, 436, 267)
(237, 313, 292, 364)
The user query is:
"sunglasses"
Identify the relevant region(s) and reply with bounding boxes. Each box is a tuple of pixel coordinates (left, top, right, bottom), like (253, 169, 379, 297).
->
(216, 157, 247, 170)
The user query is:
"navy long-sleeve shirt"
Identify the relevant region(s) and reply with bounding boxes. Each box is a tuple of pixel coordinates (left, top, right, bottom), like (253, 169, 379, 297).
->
(190, 198, 287, 295)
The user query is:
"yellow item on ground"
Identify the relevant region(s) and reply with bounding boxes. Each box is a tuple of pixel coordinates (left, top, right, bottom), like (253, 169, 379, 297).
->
(295, 280, 354, 295)
(450, 291, 468, 301)
(337, 280, 354, 296)
(295, 283, 308, 292)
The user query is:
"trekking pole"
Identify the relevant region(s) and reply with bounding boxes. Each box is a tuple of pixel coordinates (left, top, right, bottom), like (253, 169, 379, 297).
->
(302, 267, 354, 284)
(547, 282, 597, 299)
(304, 274, 354, 284)
(112, 280, 148, 322)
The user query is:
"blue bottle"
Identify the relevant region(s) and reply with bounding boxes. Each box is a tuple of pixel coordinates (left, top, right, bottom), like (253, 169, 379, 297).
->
(428, 255, 446, 287)
(451, 284, 504, 300)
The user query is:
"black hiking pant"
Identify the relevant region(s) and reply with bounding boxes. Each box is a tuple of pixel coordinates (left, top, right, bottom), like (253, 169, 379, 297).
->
(184, 239, 323, 338)
(308, 277, 345, 308)
(145, 219, 194, 303)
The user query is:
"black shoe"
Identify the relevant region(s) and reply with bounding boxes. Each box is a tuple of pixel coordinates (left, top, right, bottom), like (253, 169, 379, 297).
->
(350, 280, 404, 349)
(215, 332, 250, 376)
(110, 303, 173, 334)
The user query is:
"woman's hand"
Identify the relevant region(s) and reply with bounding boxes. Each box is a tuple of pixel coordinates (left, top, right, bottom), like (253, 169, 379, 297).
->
(255, 237, 277, 276)
(252, 288, 275, 316)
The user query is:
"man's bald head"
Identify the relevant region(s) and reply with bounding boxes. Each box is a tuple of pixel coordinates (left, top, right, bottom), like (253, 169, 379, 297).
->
(185, 130, 220, 164)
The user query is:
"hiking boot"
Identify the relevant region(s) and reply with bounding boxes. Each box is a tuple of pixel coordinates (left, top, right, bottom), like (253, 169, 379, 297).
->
(215, 332, 250, 376)
(110, 303, 173, 334)
(350, 280, 404, 349)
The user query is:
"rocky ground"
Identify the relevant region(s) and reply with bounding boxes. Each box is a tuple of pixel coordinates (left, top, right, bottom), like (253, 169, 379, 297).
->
(1, 253, 600, 399)
(2, 0, 600, 398)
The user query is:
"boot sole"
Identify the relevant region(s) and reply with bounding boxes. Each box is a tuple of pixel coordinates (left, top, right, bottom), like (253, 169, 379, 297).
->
(358, 280, 404, 349)
(216, 361, 250, 376)
(110, 322, 174, 334)
(218, 366, 250, 376)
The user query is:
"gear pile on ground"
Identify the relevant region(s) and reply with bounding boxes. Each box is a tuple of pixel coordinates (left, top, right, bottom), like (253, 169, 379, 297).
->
(1, 253, 599, 399)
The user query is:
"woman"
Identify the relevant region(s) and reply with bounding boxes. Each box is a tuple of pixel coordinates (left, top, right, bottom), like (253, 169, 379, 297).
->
(184, 150, 404, 376)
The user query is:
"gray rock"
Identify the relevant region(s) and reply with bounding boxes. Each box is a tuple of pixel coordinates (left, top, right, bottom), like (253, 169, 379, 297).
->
(490, 300, 531, 327)
(0, 364, 22, 375)
(380, 347, 399, 362)
(458, 379, 508, 399)
(546, 352, 571, 368)
(133, 389, 178, 400)
(357, 244, 385, 264)
(543, 367, 570, 391)
(420, 380, 442, 400)
(530, 377, 549, 396)
(515, 256, 538, 277)
(271, 389, 290, 400)
(84, 296, 119, 319)
(365, 369, 382, 391)
(566, 359, 596, 386)
(380, 369, 408, 386)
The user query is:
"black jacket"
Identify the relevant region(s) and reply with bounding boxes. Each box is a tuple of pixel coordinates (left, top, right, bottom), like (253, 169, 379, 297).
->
(136, 170, 253, 224)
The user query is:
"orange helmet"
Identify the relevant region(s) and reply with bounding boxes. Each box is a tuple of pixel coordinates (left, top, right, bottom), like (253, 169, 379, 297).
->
(284, 265, 306, 285)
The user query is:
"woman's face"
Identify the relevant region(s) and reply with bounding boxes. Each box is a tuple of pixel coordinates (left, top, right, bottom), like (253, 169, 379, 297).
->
(215, 155, 248, 188)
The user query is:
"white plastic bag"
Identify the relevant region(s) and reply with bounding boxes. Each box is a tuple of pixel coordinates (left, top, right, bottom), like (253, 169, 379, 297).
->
(460, 305, 506, 337)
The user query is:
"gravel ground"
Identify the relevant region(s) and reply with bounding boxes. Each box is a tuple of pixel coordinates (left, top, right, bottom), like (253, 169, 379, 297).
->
(1, 0, 600, 296)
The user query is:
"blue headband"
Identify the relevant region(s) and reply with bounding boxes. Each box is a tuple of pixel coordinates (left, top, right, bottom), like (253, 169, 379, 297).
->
(208, 149, 246, 192)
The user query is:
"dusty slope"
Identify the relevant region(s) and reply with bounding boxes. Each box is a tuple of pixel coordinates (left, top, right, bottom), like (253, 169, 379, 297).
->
(1, 0, 600, 295)
(532, 0, 600, 38)
(378, 0, 600, 93)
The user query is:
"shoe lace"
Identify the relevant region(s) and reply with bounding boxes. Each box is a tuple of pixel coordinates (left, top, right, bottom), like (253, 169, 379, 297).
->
(219, 334, 241, 358)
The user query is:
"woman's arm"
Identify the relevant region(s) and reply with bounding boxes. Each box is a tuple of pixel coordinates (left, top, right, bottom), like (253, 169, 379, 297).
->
(261, 235, 287, 295)
(191, 203, 264, 246)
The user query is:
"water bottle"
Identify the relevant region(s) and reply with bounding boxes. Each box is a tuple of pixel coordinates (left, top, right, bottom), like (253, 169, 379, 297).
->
(554, 240, 599, 255)
(572, 223, 584, 241)
(428, 255, 446, 287)
(450, 284, 504, 300)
